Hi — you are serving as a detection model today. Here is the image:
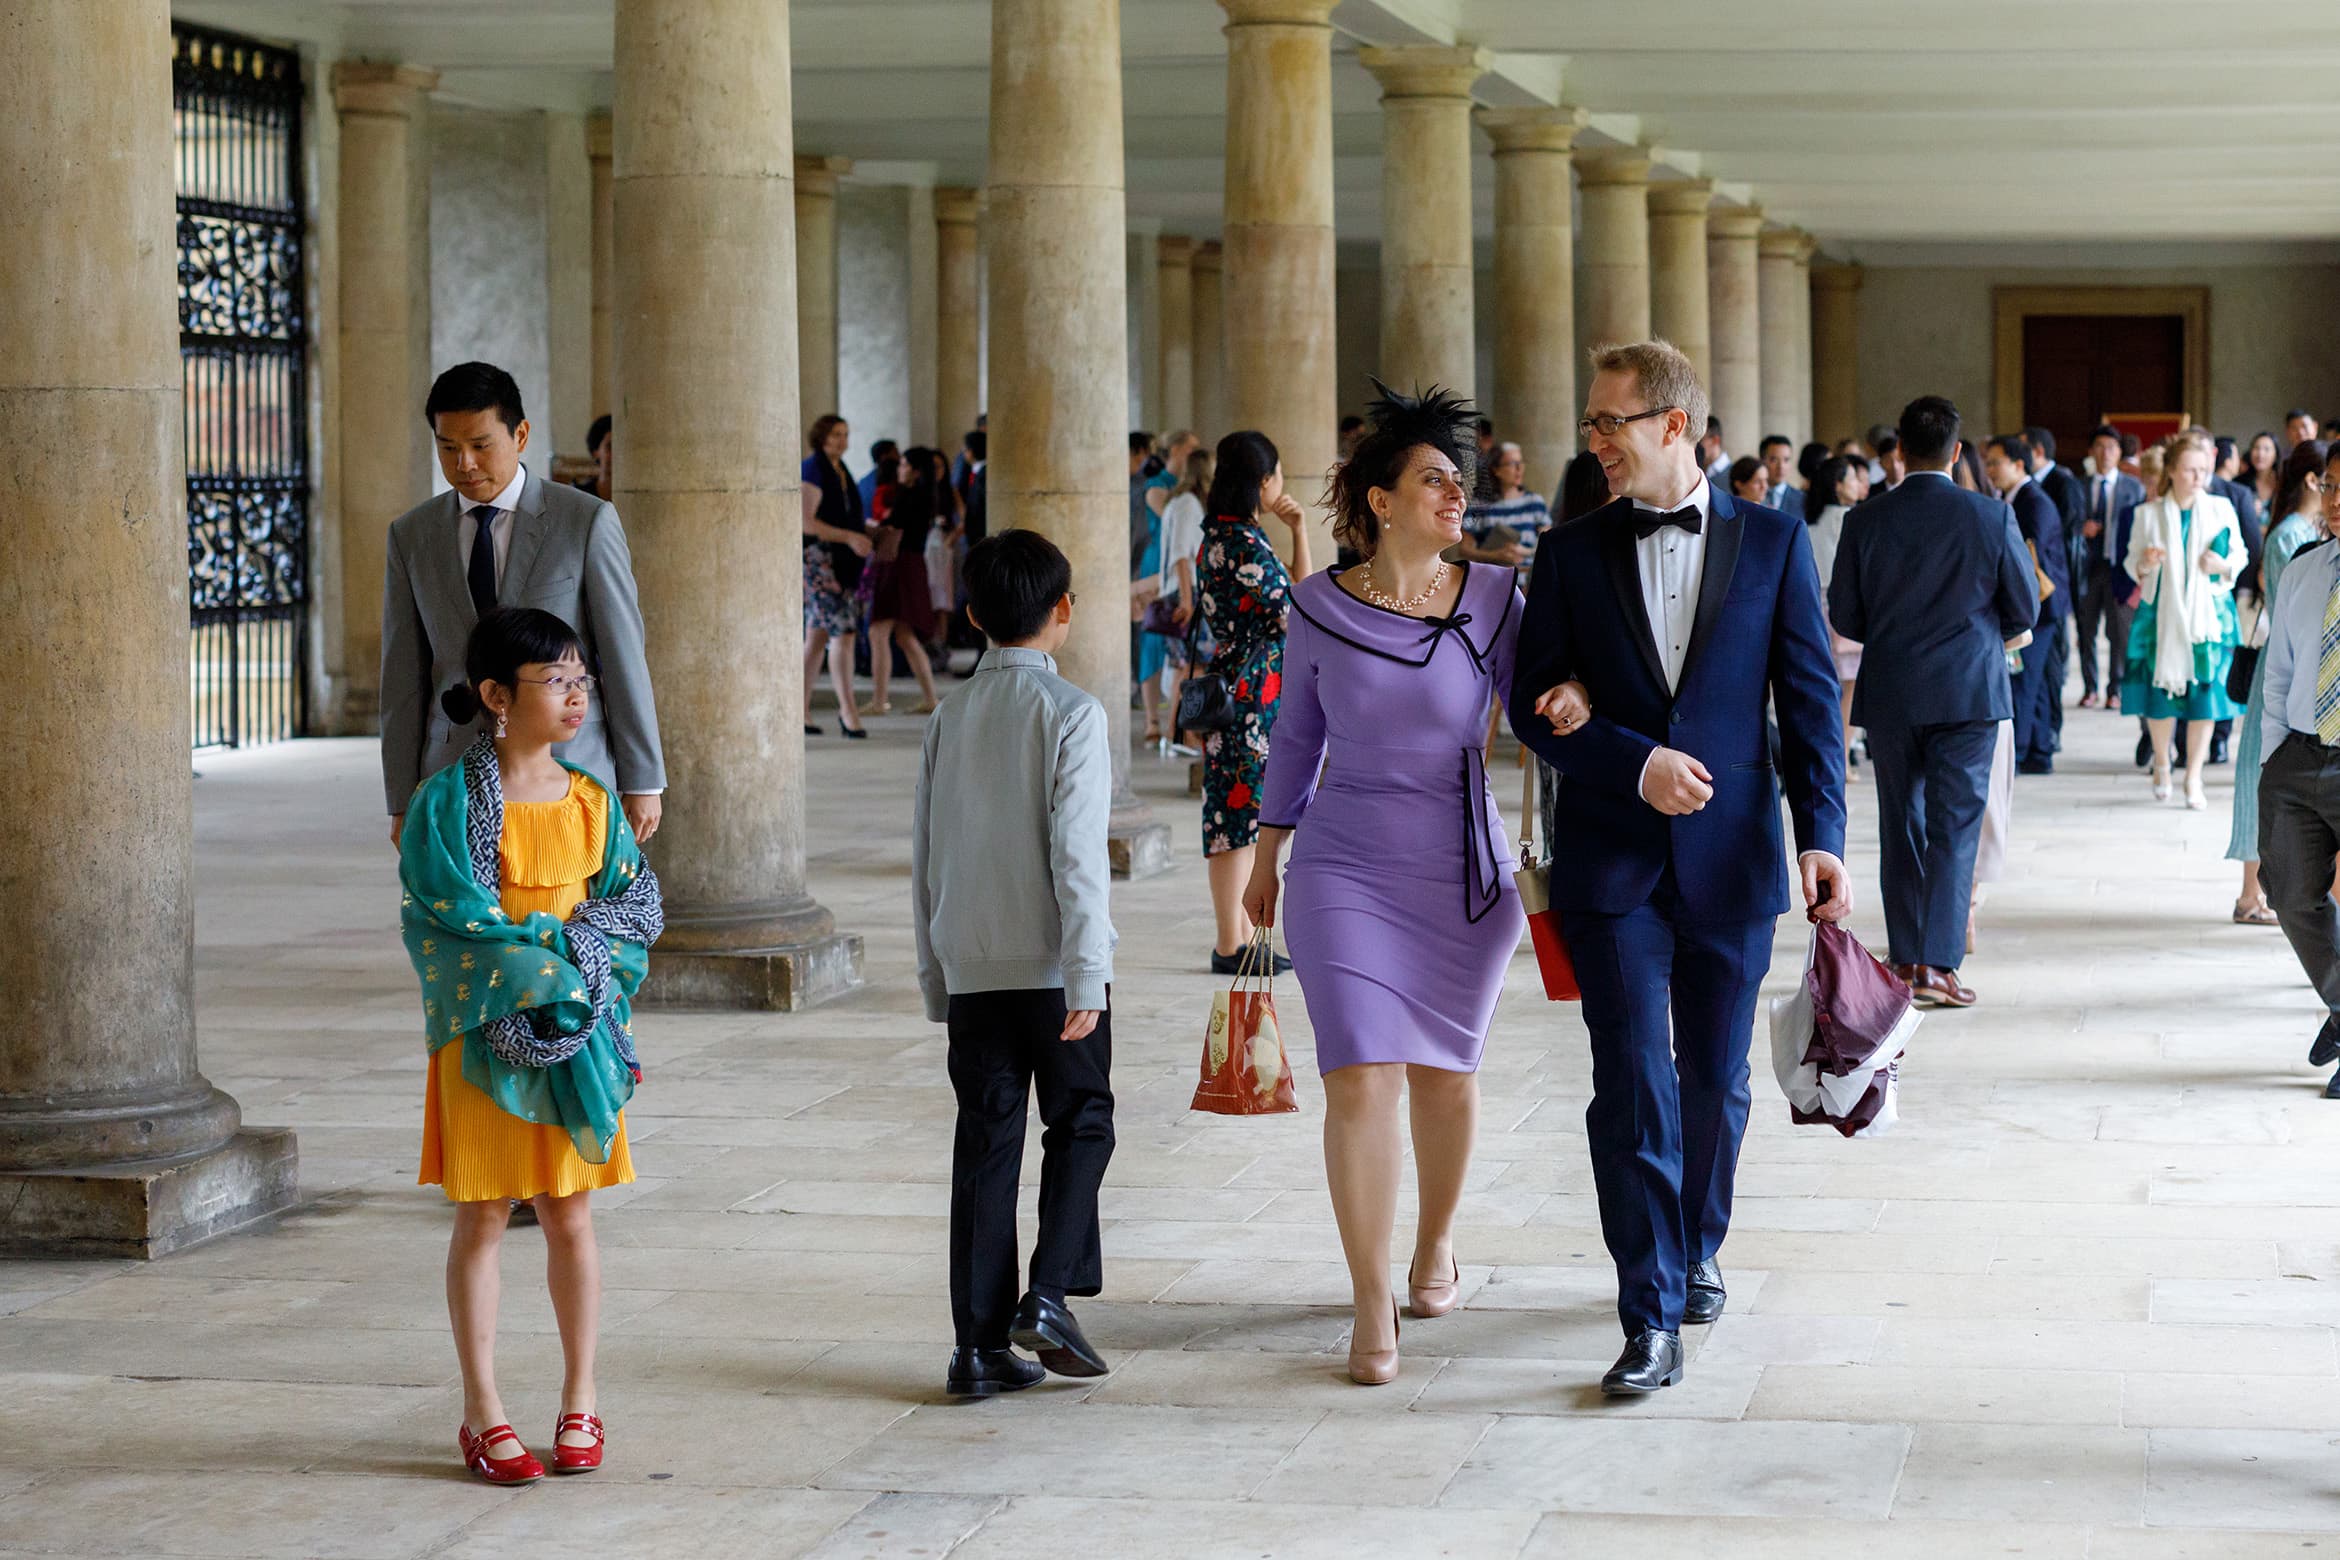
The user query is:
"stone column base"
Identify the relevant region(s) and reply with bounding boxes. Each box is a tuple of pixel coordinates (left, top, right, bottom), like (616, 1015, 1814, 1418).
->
(0, 1127, 300, 1260)
(1110, 818, 1175, 880)
(639, 933, 865, 1011)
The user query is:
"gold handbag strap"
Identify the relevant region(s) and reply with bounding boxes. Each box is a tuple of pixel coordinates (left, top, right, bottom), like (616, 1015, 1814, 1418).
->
(1520, 755, 1540, 864)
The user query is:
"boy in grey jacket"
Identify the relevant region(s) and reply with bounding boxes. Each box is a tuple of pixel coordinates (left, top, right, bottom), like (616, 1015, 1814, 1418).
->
(912, 530, 1118, 1397)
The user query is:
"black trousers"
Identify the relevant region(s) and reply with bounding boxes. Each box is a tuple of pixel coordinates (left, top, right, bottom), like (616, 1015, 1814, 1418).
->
(2258, 734, 2340, 1017)
(2073, 560, 2134, 698)
(945, 988, 1115, 1349)
(1867, 719, 1998, 971)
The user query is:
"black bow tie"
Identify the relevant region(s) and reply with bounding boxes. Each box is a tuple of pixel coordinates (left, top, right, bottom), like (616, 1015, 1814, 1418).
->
(1633, 507, 1703, 540)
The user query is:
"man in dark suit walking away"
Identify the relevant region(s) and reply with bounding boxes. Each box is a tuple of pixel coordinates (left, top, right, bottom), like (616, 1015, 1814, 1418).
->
(1511, 339, 1851, 1397)
(1986, 433, 2069, 774)
(1831, 398, 2038, 1009)
(2074, 425, 2147, 709)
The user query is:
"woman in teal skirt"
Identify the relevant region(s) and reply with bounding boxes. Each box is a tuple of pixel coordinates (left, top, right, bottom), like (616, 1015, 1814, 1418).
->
(2121, 430, 2247, 811)
(2228, 439, 2330, 919)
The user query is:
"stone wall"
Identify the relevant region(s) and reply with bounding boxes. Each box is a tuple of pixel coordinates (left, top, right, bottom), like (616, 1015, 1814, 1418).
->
(838, 183, 913, 453)
(1855, 254, 2340, 446)
(427, 108, 558, 465)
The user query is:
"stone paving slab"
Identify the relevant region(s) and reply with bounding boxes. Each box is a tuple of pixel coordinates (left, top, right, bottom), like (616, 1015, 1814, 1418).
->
(6, 708, 2337, 1555)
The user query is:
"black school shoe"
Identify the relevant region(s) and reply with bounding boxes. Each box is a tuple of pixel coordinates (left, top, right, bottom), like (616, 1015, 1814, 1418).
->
(1210, 947, 1293, 976)
(1011, 1292, 1111, 1378)
(2312, 1016, 2340, 1069)
(945, 1347, 1044, 1398)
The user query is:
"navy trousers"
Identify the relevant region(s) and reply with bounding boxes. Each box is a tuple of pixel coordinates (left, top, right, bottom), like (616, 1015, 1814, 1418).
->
(2012, 619, 2063, 771)
(1866, 718, 1997, 971)
(1561, 868, 1773, 1338)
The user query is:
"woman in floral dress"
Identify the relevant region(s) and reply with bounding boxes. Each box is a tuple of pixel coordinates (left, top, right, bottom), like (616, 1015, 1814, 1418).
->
(1198, 429, 1313, 973)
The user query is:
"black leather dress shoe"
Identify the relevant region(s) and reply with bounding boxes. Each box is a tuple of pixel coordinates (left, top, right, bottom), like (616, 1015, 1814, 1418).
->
(1600, 1329, 1684, 1395)
(2312, 1017, 2340, 1069)
(946, 1347, 1044, 1397)
(2134, 733, 2152, 769)
(1684, 1260, 1727, 1325)
(1011, 1292, 1111, 1378)
(2324, 1070, 2340, 1102)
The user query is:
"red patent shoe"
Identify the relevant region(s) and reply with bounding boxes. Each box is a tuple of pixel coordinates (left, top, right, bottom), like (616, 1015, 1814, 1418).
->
(458, 1422, 545, 1485)
(550, 1411, 604, 1474)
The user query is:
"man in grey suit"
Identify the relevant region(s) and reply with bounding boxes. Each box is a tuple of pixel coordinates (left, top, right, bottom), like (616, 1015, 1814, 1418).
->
(382, 362, 665, 847)
(2073, 424, 2148, 709)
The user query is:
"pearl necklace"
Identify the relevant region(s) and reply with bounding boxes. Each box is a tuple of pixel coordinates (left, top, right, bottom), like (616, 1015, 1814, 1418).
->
(1358, 559, 1449, 614)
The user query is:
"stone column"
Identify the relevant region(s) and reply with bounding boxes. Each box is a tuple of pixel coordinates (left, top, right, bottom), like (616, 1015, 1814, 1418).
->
(1573, 148, 1651, 360)
(1811, 261, 1863, 447)
(615, 0, 860, 1007)
(1705, 204, 1763, 455)
(0, 0, 296, 1257)
(587, 112, 615, 422)
(1219, 0, 1339, 567)
(544, 112, 593, 462)
(934, 185, 983, 448)
(1759, 227, 1815, 448)
(330, 60, 437, 731)
(1359, 44, 1489, 399)
(1191, 239, 1226, 438)
(989, 0, 1171, 877)
(1478, 106, 1584, 501)
(1648, 179, 1714, 382)
(1156, 235, 1196, 432)
(794, 153, 851, 423)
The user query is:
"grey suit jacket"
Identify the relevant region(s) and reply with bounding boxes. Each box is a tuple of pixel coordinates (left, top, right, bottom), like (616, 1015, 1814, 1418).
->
(380, 470, 666, 814)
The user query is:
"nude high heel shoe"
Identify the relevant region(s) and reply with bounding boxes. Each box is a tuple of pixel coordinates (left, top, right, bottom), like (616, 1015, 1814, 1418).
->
(1407, 1254, 1461, 1319)
(1348, 1299, 1401, 1387)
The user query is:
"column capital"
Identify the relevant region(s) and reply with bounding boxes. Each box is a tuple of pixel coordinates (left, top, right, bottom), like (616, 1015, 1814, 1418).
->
(1475, 104, 1588, 156)
(1648, 179, 1715, 217)
(1357, 43, 1490, 100)
(1812, 260, 1863, 294)
(794, 154, 854, 196)
(1573, 147, 1651, 188)
(1760, 227, 1818, 263)
(934, 185, 982, 226)
(1192, 238, 1224, 272)
(1707, 204, 1765, 240)
(586, 111, 613, 162)
(330, 61, 438, 116)
(1158, 234, 1197, 265)
(1217, 0, 1339, 24)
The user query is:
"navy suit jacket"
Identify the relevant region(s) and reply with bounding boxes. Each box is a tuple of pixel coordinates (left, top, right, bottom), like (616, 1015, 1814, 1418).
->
(1828, 474, 2037, 730)
(1509, 488, 1847, 922)
(2082, 471, 2147, 568)
(2009, 479, 2071, 622)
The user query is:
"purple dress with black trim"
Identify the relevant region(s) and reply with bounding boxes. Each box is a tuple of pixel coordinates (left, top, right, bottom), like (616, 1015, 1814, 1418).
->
(1259, 562, 1528, 1074)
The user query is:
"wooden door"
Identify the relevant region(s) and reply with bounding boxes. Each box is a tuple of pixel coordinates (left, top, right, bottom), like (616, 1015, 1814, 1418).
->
(2022, 314, 2185, 460)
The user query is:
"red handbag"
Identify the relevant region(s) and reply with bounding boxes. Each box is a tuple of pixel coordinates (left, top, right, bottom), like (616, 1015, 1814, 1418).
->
(1190, 930, 1300, 1115)
(1517, 761, 1580, 1001)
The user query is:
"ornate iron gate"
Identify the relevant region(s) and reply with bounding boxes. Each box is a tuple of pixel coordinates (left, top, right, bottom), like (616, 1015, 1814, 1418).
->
(174, 24, 310, 748)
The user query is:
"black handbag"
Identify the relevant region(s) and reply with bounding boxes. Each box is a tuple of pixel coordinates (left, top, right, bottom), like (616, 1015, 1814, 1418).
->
(1175, 606, 1238, 733)
(2227, 642, 2260, 705)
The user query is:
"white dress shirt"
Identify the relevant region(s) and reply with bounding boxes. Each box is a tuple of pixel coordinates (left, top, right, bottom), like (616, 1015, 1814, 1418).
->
(454, 465, 529, 589)
(1633, 473, 1713, 693)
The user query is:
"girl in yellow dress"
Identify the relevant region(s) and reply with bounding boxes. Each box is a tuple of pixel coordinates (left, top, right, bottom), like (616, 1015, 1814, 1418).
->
(399, 607, 662, 1484)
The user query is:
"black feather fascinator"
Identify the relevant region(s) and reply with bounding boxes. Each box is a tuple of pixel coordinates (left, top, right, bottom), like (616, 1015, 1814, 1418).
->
(1362, 376, 1481, 486)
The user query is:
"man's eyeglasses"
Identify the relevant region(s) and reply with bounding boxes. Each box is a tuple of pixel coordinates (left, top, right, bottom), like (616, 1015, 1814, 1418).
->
(516, 673, 597, 696)
(1577, 407, 1678, 440)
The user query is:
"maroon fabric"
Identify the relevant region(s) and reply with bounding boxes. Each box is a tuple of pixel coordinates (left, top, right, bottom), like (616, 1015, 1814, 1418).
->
(1789, 1063, 1896, 1138)
(1802, 921, 1910, 1077)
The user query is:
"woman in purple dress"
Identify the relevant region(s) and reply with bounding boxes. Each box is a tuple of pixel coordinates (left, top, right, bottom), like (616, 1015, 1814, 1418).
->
(1243, 386, 1585, 1386)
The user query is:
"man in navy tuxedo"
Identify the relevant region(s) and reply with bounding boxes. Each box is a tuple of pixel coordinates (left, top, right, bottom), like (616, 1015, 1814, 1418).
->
(1511, 339, 1850, 1397)
(1985, 433, 2069, 774)
(1834, 401, 2038, 1008)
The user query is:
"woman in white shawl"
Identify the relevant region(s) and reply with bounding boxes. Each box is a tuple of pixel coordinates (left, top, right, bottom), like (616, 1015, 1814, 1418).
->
(2121, 429, 2245, 809)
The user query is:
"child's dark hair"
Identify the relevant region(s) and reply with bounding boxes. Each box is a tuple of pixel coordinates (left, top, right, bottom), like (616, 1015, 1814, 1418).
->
(440, 606, 585, 724)
(963, 530, 1072, 645)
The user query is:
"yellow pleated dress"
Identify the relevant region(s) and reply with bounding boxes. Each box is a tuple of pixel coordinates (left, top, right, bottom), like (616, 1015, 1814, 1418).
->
(418, 771, 636, 1202)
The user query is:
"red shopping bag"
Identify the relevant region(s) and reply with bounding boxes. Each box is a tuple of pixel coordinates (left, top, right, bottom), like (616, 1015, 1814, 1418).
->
(1518, 760, 1580, 1001)
(1190, 931, 1299, 1115)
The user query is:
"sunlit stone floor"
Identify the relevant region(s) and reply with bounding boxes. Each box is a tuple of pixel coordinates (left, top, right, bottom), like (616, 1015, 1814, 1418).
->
(6, 698, 2340, 1558)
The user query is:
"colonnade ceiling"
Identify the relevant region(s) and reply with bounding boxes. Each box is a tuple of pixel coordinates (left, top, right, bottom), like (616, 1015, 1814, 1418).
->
(175, 0, 2340, 246)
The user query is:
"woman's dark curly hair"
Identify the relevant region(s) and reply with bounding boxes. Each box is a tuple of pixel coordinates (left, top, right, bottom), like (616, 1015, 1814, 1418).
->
(1324, 379, 1480, 559)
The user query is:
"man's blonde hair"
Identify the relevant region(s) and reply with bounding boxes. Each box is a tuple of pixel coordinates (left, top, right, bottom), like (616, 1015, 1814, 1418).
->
(1589, 339, 1709, 443)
